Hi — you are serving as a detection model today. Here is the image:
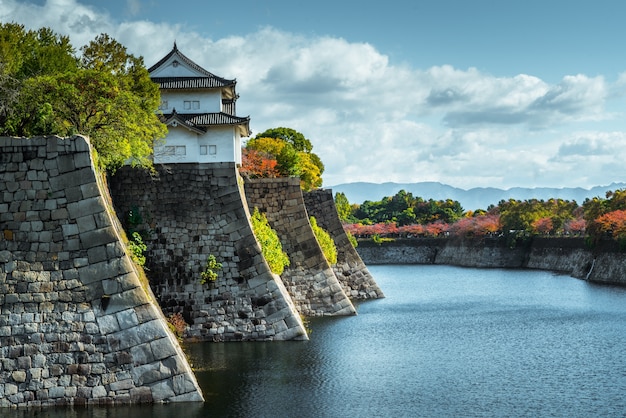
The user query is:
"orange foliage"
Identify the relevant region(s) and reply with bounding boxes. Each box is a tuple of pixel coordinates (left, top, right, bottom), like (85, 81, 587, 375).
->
(240, 148, 280, 178)
(594, 210, 626, 238)
(564, 218, 586, 235)
(531, 217, 554, 235)
(344, 221, 453, 238)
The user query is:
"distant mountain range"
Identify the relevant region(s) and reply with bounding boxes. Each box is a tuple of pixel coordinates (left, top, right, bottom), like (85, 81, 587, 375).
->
(326, 181, 626, 211)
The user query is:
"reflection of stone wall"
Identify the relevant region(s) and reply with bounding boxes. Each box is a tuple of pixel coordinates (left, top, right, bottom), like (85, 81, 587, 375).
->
(108, 164, 307, 342)
(0, 136, 203, 407)
(303, 189, 384, 299)
(244, 178, 356, 316)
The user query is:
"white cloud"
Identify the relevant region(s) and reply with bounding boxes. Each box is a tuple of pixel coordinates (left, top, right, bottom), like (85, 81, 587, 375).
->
(2, 0, 624, 190)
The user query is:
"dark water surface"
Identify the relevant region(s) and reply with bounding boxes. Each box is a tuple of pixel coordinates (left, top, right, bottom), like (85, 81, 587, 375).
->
(7, 265, 626, 417)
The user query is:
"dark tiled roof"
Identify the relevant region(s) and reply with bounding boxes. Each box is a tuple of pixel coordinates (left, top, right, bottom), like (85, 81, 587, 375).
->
(152, 76, 234, 89)
(148, 43, 236, 86)
(161, 111, 251, 136)
(161, 112, 206, 134)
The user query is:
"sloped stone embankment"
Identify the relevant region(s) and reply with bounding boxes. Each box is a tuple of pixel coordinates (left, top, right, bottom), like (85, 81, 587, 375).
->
(0, 136, 203, 407)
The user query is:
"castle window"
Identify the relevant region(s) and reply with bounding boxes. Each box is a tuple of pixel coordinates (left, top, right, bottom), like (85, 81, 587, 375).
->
(162, 146, 187, 156)
(159, 100, 168, 110)
(184, 100, 200, 110)
(200, 145, 217, 155)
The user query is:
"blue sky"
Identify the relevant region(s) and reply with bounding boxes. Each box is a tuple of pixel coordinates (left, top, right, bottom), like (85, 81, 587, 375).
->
(3, 0, 626, 190)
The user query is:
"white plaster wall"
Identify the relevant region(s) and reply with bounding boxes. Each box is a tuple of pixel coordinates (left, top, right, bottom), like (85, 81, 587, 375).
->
(234, 133, 242, 165)
(154, 126, 239, 164)
(198, 126, 237, 163)
(161, 90, 221, 113)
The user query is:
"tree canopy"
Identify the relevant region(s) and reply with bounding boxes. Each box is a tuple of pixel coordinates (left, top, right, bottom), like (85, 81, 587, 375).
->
(342, 189, 626, 245)
(350, 189, 464, 226)
(0, 24, 166, 171)
(241, 127, 324, 191)
(341, 190, 591, 240)
(583, 189, 626, 246)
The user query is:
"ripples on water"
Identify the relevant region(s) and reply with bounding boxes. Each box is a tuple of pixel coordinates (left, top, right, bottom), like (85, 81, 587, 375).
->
(8, 265, 626, 418)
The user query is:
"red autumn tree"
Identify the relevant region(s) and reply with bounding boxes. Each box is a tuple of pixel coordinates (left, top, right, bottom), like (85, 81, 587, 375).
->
(398, 224, 425, 237)
(563, 218, 586, 235)
(424, 221, 449, 237)
(594, 210, 626, 240)
(531, 217, 554, 235)
(447, 214, 500, 237)
(240, 148, 280, 178)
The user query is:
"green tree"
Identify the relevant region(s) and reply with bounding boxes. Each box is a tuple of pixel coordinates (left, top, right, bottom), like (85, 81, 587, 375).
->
(276, 142, 301, 177)
(246, 127, 324, 191)
(0, 23, 77, 134)
(334, 192, 353, 222)
(0, 27, 166, 171)
(0, 24, 77, 79)
(498, 198, 577, 236)
(350, 190, 463, 226)
(256, 127, 313, 152)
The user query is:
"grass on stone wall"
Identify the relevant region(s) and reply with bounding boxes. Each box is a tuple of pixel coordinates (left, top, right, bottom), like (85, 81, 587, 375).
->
(310, 216, 337, 264)
(250, 208, 290, 275)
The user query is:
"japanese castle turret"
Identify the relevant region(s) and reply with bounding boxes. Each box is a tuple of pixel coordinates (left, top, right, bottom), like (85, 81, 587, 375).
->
(148, 43, 251, 164)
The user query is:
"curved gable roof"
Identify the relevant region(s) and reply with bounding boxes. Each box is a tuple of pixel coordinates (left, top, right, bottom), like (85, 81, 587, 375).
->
(161, 110, 251, 137)
(161, 110, 207, 134)
(148, 42, 236, 89)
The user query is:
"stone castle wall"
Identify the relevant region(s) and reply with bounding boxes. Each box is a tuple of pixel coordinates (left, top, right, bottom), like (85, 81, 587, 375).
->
(303, 189, 383, 299)
(356, 236, 626, 286)
(0, 136, 203, 407)
(244, 179, 356, 316)
(108, 164, 307, 342)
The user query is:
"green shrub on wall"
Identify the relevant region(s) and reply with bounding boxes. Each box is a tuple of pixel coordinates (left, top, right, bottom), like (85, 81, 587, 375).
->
(128, 231, 147, 266)
(346, 230, 358, 248)
(200, 254, 222, 284)
(250, 208, 290, 275)
(310, 216, 337, 264)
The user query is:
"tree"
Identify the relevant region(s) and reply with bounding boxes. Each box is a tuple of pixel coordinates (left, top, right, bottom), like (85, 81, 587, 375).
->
(0, 23, 77, 135)
(594, 210, 626, 244)
(276, 142, 301, 177)
(244, 127, 324, 191)
(0, 24, 77, 79)
(532, 217, 554, 235)
(334, 192, 353, 222)
(240, 148, 280, 178)
(583, 189, 626, 243)
(256, 127, 313, 152)
(0, 27, 166, 171)
(76, 34, 166, 170)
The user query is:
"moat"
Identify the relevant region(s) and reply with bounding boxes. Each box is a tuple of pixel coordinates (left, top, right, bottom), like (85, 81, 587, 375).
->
(11, 264, 626, 417)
